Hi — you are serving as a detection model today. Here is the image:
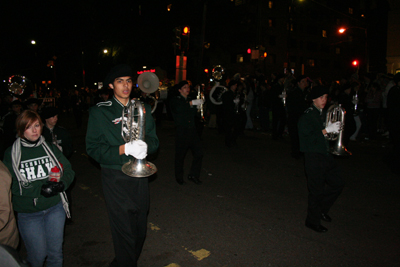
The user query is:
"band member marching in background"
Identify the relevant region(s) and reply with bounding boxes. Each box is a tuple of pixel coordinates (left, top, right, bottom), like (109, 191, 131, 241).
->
(170, 80, 204, 185)
(41, 107, 73, 159)
(86, 64, 159, 267)
(222, 80, 241, 147)
(298, 86, 345, 233)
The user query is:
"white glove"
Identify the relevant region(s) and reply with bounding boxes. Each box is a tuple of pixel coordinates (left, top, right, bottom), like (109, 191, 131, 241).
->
(124, 140, 148, 159)
(192, 99, 204, 106)
(325, 121, 342, 133)
(233, 98, 240, 104)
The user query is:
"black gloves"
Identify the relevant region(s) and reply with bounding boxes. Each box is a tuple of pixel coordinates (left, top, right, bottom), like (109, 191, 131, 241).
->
(41, 181, 65, 198)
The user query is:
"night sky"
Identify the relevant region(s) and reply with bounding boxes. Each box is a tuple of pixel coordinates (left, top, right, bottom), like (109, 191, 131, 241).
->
(1, 0, 235, 89)
(0, 0, 391, 90)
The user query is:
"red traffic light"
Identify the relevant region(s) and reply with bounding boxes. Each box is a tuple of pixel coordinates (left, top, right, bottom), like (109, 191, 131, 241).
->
(182, 26, 190, 35)
(204, 68, 209, 73)
(352, 60, 359, 66)
(247, 48, 251, 54)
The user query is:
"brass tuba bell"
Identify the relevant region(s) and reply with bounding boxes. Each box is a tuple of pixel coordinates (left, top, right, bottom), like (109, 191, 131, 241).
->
(137, 72, 159, 114)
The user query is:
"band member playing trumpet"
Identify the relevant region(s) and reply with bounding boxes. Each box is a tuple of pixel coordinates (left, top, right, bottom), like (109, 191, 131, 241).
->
(86, 64, 159, 266)
(298, 86, 345, 233)
(170, 80, 204, 185)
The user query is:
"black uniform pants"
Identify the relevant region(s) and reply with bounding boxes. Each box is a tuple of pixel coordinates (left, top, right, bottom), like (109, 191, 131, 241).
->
(175, 126, 203, 180)
(304, 153, 344, 225)
(101, 168, 149, 267)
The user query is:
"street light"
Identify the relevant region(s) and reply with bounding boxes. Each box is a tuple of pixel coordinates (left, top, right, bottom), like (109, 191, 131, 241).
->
(338, 26, 368, 72)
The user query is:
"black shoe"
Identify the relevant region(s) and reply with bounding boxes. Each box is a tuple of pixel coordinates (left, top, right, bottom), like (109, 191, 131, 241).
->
(176, 179, 185, 185)
(321, 213, 332, 222)
(188, 176, 202, 185)
(305, 221, 328, 233)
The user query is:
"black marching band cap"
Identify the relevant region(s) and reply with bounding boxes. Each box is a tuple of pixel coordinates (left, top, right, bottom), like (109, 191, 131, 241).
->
(41, 106, 59, 120)
(104, 64, 133, 86)
(176, 80, 188, 89)
(307, 85, 329, 100)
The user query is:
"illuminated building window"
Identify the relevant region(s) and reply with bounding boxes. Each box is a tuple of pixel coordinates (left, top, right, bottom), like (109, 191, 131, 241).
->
(349, 7, 353, 14)
(269, 1, 273, 9)
(322, 30, 327, 37)
(237, 55, 244, 62)
(309, 59, 315, 67)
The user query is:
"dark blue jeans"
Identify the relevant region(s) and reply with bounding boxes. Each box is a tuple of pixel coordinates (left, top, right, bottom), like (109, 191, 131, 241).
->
(17, 201, 66, 267)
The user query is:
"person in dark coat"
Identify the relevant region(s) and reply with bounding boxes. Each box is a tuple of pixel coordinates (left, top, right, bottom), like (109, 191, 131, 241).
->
(298, 86, 345, 233)
(170, 81, 204, 185)
(221, 80, 241, 147)
(337, 83, 357, 149)
(386, 73, 400, 175)
(286, 75, 310, 158)
(41, 107, 73, 159)
(270, 74, 287, 140)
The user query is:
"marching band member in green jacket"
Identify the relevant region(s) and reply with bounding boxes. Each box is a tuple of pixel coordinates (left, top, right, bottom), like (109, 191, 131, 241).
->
(298, 85, 344, 233)
(86, 64, 159, 267)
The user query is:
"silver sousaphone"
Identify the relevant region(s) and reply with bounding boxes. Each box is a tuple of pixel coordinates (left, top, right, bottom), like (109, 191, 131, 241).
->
(209, 65, 228, 105)
(8, 75, 27, 95)
(121, 72, 159, 177)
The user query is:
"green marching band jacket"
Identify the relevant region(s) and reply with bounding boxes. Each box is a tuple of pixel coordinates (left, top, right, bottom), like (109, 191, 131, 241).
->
(3, 143, 75, 213)
(170, 94, 198, 128)
(298, 105, 330, 155)
(42, 125, 74, 159)
(86, 96, 159, 170)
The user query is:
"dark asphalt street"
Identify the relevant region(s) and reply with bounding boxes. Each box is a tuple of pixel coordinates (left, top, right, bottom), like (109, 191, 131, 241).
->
(47, 110, 400, 267)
